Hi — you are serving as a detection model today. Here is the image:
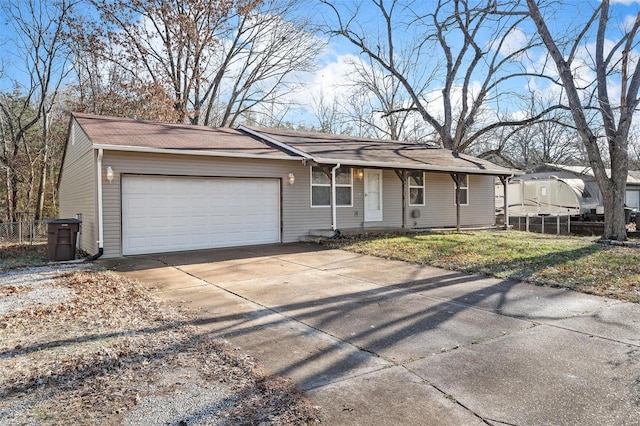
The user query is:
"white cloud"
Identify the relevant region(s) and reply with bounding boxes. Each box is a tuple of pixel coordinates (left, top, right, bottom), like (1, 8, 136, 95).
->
(311, 53, 365, 96)
(491, 27, 529, 57)
(284, 48, 371, 117)
(623, 14, 640, 31)
(610, 0, 640, 5)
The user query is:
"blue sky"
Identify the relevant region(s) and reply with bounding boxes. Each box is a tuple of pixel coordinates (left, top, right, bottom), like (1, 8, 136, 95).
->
(294, 1, 640, 125)
(1, 0, 639, 130)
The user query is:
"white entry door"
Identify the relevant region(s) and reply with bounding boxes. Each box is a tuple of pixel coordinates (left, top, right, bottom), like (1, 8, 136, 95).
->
(122, 176, 280, 255)
(364, 169, 383, 222)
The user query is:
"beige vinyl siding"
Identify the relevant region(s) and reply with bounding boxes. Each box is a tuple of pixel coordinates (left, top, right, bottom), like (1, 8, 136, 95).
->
(379, 170, 403, 227)
(101, 151, 314, 257)
(462, 174, 495, 225)
(306, 168, 402, 230)
(405, 173, 495, 228)
(331, 169, 402, 229)
(58, 119, 97, 253)
(99, 151, 496, 258)
(306, 168, 494, 231)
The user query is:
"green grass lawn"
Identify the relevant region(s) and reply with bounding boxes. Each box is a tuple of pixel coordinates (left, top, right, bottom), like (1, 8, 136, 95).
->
(333, 230, 640, 303)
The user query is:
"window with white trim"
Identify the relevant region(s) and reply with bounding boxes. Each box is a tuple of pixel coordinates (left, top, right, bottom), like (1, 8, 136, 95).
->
(454, 174, 469, 205)
(311, 166, 353, 207)
(408, 171, 425, 206)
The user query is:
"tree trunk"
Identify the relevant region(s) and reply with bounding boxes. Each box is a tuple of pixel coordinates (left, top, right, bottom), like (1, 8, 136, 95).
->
(601, 140, 629, 240)
(3, 167, 11, 222)
(10, 175, 18, 222)
(602, 183, 627, 240)
(35, 112, 48, 220)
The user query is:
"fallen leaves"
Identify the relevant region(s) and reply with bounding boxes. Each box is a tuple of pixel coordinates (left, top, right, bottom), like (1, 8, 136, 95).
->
(0, 285, 31, 297)
(0, 266, 319, 424)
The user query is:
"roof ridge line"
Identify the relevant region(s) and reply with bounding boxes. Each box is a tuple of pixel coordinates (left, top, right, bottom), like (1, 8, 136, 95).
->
(239, 126, 314, 161)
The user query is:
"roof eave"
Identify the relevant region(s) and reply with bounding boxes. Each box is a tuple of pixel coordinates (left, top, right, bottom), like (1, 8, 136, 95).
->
(312, 157, 522, 176)
(92, 144, 303, 161)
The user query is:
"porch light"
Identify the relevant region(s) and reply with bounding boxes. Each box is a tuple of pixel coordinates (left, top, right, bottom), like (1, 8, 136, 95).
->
(106, 166, 114, 183)
(356, 168, 364, 180)
(288, 172, 295, 185)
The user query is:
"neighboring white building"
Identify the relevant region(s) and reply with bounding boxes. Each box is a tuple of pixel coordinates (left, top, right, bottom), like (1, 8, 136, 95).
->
(496, 163, 640, 219)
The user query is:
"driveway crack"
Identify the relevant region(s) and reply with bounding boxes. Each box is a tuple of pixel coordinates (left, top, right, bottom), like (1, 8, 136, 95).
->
(154, 257, 394, 365)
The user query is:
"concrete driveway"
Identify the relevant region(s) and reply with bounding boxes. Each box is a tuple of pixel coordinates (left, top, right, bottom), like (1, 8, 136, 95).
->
(101, 243, 640, 425)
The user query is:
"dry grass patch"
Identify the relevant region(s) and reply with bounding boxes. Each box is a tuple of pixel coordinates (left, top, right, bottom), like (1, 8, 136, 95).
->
(0, 244, 48, 271)
(331, 230, 640, 303)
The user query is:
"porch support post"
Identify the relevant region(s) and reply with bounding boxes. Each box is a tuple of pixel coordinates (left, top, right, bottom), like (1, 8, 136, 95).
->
(395, 170, 409, 228)
(450, 173, 463, 231)
(330, 163, 341, 231)
(498, 175, 509, 230)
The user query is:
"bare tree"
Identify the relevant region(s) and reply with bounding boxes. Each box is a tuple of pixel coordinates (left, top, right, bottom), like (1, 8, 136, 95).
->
(210, 4, 323, 127)
(310, 90, 344, 134)
(489, 92, 586, 169)
(78, 0, 322, 126)
(320, 0, 556, 152)
(80, 0, 244, 123)
(67, 29, 181, 122)
(527, 0, 640, 240)
(0, 0, 74, 221)
(340, 55, 434, 141)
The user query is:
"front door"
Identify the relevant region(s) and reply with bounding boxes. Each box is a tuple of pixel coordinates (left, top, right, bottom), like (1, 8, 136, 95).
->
(364, 169, 383, 222)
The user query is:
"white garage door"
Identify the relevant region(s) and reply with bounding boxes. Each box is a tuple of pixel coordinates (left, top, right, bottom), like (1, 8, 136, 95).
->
(122, 176, 280, 255)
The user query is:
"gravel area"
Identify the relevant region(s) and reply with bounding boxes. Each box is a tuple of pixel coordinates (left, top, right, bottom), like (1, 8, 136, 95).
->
(121, 369, 237, 426)
(0, 264, 81, 316)
(0, 263, 319, 425)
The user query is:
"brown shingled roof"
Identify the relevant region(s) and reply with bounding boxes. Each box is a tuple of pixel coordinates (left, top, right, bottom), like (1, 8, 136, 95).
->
(71, 113, 518, 175)
(242, 125, 518, 176)
(72, 113, 298, 159)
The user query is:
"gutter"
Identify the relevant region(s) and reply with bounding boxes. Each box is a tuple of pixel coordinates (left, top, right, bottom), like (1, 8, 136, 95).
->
(312, 157, 522, 176)
(87, 148, 105, 261)
(91, 144, 303, 162)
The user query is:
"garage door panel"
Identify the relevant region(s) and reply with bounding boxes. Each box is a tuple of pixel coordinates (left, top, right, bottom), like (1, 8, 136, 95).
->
(149, 198, 168, 210)
(191, 215, 207, 226)
(122, 176, 280, 255)
(191, 235, 207, 245)
(149, 216, 168, 227)
(128, 217, 147, 228)
(127, 237, 147, 250)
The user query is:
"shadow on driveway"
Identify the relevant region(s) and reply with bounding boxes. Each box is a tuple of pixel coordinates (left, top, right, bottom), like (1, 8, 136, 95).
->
(100, 243, 640, 425)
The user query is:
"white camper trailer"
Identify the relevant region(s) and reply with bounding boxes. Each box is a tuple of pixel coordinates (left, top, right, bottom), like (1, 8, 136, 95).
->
(496, 176, 604, 219)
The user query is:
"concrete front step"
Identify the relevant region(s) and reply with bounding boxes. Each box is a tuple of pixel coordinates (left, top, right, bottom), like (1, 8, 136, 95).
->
(299, 236, 325, 244)
(308, 229, 339, 238)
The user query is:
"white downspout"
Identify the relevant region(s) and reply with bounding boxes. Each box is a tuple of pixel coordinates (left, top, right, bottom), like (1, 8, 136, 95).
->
(331, 163, 341, 231)
(95, 149, 105, 255)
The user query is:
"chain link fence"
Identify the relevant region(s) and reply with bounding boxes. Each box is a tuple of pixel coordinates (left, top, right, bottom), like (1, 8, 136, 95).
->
(0, 220, 49, 245)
